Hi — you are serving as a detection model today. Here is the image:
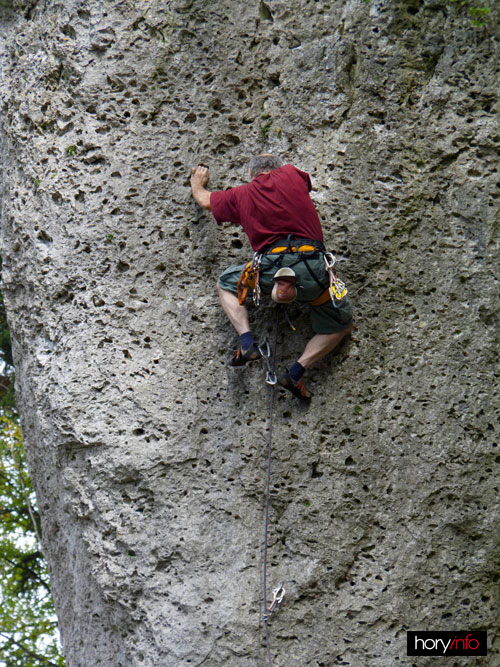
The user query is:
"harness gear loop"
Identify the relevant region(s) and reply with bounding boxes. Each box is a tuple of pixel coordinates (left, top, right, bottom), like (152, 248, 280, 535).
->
(237, 252, 262, 306)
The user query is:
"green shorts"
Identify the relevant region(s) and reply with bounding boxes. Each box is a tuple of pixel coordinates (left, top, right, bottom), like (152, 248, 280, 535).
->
(218, 253, 352, 334)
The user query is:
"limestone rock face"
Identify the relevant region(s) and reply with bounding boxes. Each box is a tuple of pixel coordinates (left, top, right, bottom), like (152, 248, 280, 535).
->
(1, 1, 499, 665)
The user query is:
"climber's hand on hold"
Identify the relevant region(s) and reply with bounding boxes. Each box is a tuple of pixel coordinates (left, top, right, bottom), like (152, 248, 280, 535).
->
(190, 164, 212, 210)
(190, 164, 209, 188)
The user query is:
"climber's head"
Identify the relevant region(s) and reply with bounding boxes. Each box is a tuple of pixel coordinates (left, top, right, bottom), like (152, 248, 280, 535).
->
(249, 153, 283, 179)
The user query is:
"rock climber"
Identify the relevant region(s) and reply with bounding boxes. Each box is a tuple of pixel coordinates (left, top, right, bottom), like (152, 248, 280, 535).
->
(190, 153, 352, 400)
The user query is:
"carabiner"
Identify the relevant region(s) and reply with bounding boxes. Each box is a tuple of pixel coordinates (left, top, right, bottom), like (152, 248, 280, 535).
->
(269, 583, 286, 613)
(324, 252, 336, 270)
(251, 253, 262, 307)
(330, 279, 347, 301)
(253, 280, 261, 307)
(257, 340, 277, 385)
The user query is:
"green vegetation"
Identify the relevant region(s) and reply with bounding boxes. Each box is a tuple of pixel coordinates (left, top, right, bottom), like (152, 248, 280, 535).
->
(65, 145, 77, 156)
(0, 280, 65, 666)
(361, 0, 492, 27)
(446, 0, 492, 27)
(0, 417, 65, 667)
(260, 122, 271, 137)
(0, 292, 13, 372)
(465, 3, 491, 27)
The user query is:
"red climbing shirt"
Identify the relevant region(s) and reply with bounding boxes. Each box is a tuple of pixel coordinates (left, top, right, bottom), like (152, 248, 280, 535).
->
(210, 164, 324, 252)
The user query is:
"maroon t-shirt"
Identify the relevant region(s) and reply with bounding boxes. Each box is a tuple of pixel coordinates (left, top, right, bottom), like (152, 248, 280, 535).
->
(210, 164, 324, 252)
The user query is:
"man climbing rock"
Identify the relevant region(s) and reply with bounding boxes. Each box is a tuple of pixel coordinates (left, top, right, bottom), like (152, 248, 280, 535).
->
(190, 154, 352, 400)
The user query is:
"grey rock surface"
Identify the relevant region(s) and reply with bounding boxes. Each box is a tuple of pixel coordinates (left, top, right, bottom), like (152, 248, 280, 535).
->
(1, 1, 499, 665)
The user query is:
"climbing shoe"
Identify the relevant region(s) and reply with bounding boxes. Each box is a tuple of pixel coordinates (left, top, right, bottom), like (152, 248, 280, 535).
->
(277, 370, 311, 401)
(229, 343, 262, 367)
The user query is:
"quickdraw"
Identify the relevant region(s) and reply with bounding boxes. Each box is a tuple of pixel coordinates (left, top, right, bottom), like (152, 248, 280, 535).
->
(324, 252, 347, 303)
(257, 339, 277, 385)
(252, 253, 262, 306)
(262, 583, 286, 622)
(302, 252, 348, 307)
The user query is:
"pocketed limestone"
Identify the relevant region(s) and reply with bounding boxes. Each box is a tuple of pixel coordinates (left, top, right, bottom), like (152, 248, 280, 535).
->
(0, 1, 499, 665)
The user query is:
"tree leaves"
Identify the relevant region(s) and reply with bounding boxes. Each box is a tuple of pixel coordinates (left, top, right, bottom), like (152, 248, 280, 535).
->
(0, 414, 65, 666)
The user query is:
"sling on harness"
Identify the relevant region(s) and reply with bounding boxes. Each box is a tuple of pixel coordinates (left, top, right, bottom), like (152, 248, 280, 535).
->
(237, 252, 262, 306)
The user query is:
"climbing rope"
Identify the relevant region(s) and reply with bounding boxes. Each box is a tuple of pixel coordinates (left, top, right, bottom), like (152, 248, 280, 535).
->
(256, 305, 298, 663)
(259, 308, 284, 667)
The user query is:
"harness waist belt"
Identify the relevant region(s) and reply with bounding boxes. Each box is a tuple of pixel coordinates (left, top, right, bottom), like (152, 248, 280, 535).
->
(268, 244, 316, 254)
(263, 238, 325, 255)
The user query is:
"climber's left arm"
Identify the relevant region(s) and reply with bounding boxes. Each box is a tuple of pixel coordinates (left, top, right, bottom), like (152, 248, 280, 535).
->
(190, 165, 212, 210)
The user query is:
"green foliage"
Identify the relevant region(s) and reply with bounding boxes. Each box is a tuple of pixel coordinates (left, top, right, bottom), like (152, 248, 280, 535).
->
(0, 279, 64, 665)
(0, 291, 13, 372)
(0, 415, 65, 667)
(466, 4, 491, 27)
(446, 0, 492, 26)
(65, 145, 76, 156)
(361, 0, 492, 27)
(260, 122, 271, 137)
(0, 281, 16, 413)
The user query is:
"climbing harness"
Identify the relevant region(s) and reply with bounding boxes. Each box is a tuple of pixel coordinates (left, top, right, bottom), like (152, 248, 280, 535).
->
(238, 236, 347, 311)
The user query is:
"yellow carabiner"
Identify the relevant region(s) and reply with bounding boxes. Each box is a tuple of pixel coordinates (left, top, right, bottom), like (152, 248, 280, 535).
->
(330, 280, 347, 301)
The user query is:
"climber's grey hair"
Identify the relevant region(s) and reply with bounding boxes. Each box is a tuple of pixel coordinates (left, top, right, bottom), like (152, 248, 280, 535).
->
(249, 154, 283, 177)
